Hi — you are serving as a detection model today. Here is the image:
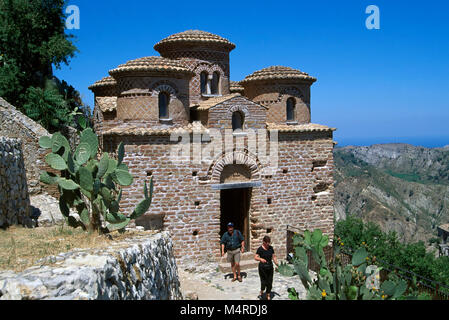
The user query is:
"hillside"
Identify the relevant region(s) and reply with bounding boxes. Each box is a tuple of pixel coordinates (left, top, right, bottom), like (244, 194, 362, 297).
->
(334, 144, 449, 244)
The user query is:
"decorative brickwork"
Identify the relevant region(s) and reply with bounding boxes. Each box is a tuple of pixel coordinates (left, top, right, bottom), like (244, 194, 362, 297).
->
(89, 30, 336, 264)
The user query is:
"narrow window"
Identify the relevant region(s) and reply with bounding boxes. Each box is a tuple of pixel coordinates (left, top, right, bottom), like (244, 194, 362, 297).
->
(200, 72, 208, 94)
(232, 111, 244, 131)
(286, 97, 296, 121)
(211, 71, 220, 95)
(159, 92, 169, 119)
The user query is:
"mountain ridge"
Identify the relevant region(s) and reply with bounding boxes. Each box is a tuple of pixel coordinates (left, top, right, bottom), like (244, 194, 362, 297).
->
(334, 143, 449, 244)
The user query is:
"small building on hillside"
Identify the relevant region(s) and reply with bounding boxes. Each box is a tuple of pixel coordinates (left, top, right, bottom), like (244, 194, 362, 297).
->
(438, 224, 449, 257)
(89, 30, 336, 263)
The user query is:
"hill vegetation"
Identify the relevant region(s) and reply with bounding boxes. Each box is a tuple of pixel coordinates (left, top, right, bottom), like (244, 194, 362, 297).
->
(336, 217, 449, 291)
(0, 0, 89, 132)
(334, 144, 449, 244)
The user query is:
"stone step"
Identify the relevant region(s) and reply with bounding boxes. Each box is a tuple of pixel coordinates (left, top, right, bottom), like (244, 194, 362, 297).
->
(218, 259, 259, 273)
(219, 252, 255, 264)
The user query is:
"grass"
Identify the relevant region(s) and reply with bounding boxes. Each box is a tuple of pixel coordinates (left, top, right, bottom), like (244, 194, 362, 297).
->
(386, 170, 422, 183)
(0, 225, 141, 272)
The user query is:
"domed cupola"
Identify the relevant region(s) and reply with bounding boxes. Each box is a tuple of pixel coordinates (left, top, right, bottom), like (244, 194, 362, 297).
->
(241, 66, 317, 125)
(109, 56, 193, 78)
(154, 30, 235, 54)
(108, 56, 194, 126)
(240, 66, 316, 84)
(154, 30, 236, 104)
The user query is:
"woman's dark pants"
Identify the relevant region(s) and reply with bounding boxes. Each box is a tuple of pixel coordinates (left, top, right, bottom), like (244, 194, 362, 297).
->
(258, 264, 274, 293)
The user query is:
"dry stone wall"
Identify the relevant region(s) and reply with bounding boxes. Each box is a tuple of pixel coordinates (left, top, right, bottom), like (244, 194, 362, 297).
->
(0, 137, 30, 227)
(0, 97, 49, 195)
(0, 231, 182, 300)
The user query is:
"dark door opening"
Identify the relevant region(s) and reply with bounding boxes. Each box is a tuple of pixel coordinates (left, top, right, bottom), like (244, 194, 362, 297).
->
(220, 188, 251, 252)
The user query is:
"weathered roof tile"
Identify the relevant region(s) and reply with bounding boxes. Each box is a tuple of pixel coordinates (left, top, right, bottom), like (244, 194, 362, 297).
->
(241, 66, 316, 84)
(109, 56, 193, 77)
(154, 30, 236, 52)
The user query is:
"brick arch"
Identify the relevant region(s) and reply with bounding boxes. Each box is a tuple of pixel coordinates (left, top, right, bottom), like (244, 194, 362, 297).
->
(151, 82, 178, 99)
(207, 150, 261, 183)
(194, 63, 225, 78)
(228, 105, 250, 118)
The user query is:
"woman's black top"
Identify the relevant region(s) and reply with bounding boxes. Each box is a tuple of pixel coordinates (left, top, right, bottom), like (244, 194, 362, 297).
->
(256, 245, 275, 268)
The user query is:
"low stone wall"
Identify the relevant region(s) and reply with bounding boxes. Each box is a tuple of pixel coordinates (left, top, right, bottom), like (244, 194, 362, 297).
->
(0, 137, 30, 227)
(0, 97, 49, 195)
(0, 231, 182, 300)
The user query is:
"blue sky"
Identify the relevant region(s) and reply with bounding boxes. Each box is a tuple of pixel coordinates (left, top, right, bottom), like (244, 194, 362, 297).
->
(56, 0, 449, 147)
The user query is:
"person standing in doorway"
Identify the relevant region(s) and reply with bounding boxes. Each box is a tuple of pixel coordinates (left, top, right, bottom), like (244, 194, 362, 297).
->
(220, 222, 245, 282)
(255, 236, 279, 300)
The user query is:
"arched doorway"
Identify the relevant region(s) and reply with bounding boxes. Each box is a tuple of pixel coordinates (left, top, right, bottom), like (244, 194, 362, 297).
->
(219, 164, 252, 251)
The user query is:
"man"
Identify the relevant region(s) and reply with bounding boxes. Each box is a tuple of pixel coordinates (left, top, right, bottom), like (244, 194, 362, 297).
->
(220, 222, 245, 282)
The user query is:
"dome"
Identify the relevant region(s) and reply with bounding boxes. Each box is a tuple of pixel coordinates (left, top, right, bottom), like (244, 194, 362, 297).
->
(154, 30, 236, 53)
(88, 76, 117, 91)
(109, 56, 193, 77)
(240, 66, 316, 84)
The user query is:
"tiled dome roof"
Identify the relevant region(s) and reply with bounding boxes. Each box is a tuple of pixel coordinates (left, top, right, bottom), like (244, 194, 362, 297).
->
(229, 81, 244, 93)
(88, 76, 117, 91)
(240, 66, 316, 84)
(154, 30, 236, 52)
(109, 56, 193, 77)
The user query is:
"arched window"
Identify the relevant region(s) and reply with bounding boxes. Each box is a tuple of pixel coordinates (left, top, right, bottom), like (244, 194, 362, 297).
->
(211, 71, 220, 95)
(159, 92, 169, 119)
(200, 72, 208, 94)
(286, 97, 296, 121)
(232, 111, 244, 131)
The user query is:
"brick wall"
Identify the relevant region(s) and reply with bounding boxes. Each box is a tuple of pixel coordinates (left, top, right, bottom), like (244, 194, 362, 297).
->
(103, 128, 334, 264)
(242, 81, 312, 124)
(114, 76, 191, 125)
(207, 96, 267, 130)
(161, 47, 231, 105)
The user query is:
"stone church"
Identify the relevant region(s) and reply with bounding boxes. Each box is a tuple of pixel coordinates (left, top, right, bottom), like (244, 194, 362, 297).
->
(89, 30, 336, 263)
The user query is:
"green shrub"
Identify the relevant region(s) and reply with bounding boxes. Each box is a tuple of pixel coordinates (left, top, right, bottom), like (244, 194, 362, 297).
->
(279, 229, 416, 300)
(336, 217, 449, 294)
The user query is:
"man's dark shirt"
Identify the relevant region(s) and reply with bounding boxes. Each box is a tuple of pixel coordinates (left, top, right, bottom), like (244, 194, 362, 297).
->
(220, 230, 244, 250)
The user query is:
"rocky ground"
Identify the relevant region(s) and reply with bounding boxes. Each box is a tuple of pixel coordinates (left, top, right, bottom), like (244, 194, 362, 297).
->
(28, 194, 307, 300)
(177, 261, 306, 300)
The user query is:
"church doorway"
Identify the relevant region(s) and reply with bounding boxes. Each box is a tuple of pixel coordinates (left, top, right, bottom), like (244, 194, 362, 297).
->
(220, 187, 251, 252)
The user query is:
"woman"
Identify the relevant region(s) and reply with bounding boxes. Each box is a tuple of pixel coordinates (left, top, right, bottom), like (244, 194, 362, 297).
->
(254, 235, 279, 300)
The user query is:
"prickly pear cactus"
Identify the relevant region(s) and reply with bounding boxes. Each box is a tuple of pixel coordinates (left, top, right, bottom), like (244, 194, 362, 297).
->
(39, 128, 152, 233)
(279, 229, 398, 300)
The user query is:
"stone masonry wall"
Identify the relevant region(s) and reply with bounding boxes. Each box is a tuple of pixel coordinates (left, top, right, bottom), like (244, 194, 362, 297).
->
(103, 129, 335, 265)
(207, 96, 267, 130)
(0, 231, 182, 300)
(0, 97, 50, 195)
(0, 137, 30, 227)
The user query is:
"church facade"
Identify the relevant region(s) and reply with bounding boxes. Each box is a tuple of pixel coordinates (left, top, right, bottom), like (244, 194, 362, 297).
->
(89, 30, 336, 263)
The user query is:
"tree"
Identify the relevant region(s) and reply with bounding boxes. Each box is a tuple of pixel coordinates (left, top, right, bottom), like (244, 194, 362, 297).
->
(0, 0, 88, 131)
